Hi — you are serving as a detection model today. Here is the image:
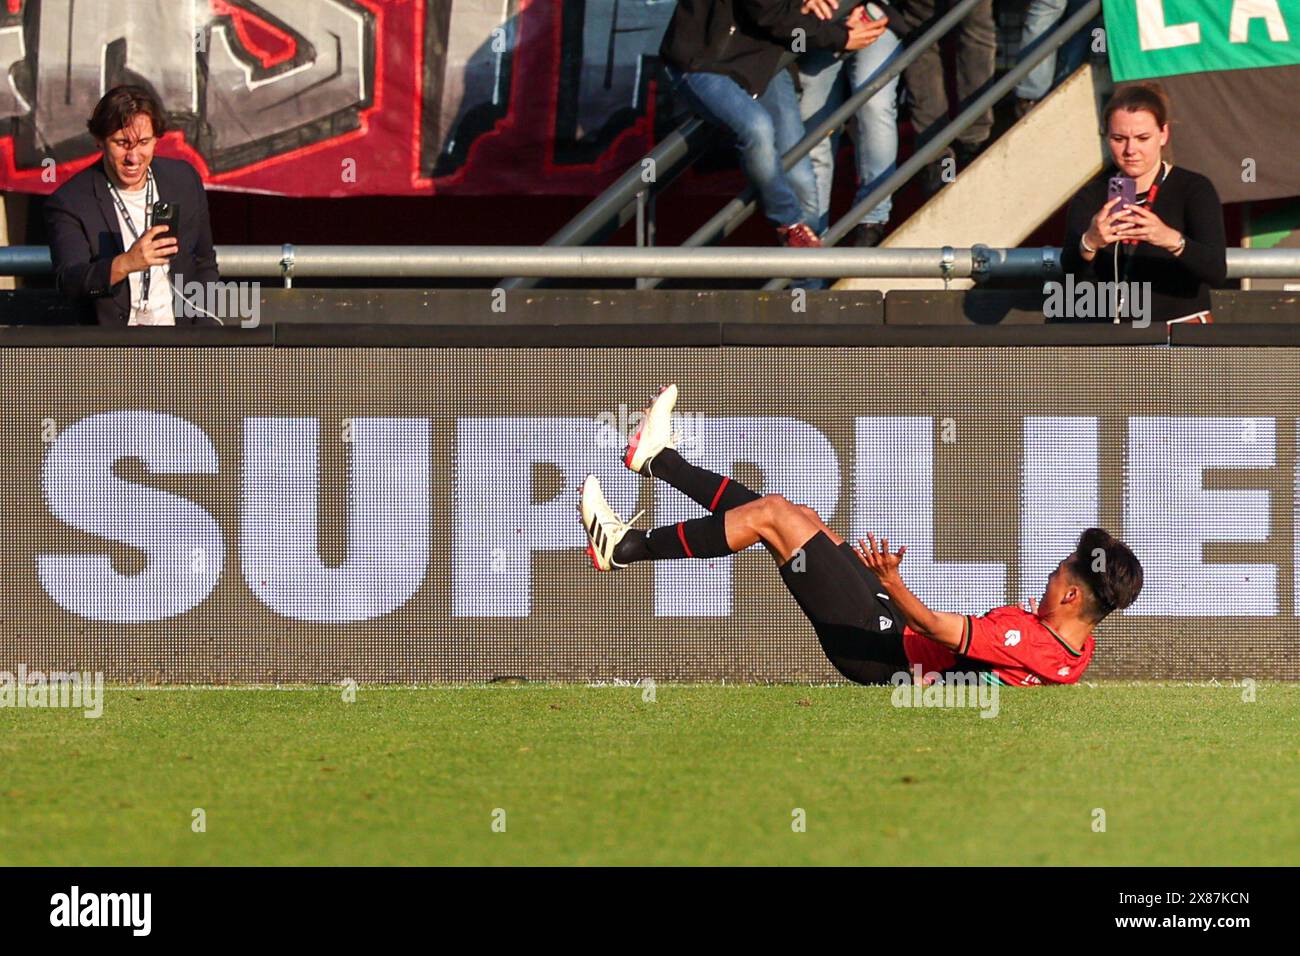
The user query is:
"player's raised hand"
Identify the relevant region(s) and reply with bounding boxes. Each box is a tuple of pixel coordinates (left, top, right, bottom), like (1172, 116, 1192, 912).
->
(1023, 596, 1039, 615)
(854, 532, 907, 581)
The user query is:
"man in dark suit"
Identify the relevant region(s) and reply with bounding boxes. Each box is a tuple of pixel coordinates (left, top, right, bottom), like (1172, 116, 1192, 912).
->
(44, 85, 219, 326)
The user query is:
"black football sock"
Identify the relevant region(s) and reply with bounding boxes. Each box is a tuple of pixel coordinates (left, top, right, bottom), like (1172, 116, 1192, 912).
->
(646, 448, 760, 513)
(612, 529, 651, 564)
(612, 513, 735, 564)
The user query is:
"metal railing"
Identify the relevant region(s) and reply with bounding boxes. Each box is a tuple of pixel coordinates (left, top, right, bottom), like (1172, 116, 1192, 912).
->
(1, 245, 1293, 282)
(499, 0, 874, 290)
(657, 0, 1007, 291)
(763, 0, 1103, 290)
(496, 116, 719, 292)
(503, 0, 1103, 291)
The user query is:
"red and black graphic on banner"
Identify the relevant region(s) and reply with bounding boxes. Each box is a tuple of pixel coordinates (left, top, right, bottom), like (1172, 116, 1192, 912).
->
(0, 0, 687, 197)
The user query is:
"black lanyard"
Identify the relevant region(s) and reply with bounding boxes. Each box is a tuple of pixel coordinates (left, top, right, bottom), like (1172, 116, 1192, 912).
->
(106, 169, 156, 313)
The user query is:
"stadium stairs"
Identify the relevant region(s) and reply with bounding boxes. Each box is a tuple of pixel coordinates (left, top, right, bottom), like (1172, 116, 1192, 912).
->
(838, 62, 1112, 293)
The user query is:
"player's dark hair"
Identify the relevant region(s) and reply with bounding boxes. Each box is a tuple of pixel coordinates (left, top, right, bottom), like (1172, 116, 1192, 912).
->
(87, 85, 167, 142)
(1067, 528, 1143, 623)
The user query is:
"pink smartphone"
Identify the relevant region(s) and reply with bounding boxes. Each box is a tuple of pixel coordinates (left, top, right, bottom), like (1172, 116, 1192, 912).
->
(1108, 175, 1136, 212)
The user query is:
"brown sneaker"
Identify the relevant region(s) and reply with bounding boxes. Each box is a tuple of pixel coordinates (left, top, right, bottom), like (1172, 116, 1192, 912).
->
(777, 223, 822, 247)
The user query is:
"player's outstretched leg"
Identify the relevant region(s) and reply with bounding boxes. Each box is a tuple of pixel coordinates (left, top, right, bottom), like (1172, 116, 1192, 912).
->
(581, 473, 834, 570)
(579, 474, 905, 684)
(624, 384, 759, 514)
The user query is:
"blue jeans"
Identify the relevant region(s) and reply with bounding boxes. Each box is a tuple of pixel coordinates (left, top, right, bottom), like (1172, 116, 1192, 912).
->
(666, 66, 818, 229)
(1016, 0, 1091, 101)
(798, 29, 902, 230)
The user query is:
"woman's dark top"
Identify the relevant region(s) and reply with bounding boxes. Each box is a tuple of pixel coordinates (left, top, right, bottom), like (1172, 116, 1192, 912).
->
(1060, 164, 1227, 323)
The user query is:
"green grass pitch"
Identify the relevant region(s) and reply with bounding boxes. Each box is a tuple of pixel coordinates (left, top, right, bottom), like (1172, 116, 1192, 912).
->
(3, 683, 1298, 866)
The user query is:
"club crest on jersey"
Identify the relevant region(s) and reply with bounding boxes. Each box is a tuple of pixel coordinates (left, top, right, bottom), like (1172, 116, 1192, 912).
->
(1003, 629, 1021, 646)
(879, 615, 893, 631)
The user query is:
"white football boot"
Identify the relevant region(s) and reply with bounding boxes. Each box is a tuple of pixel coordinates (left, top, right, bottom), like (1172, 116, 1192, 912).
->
(579, 474, 644, 571)
(624, 384, 680, 476)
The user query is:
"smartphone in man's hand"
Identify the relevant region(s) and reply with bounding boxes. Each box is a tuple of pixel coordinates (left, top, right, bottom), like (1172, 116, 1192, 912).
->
(151, 201, 178, 243)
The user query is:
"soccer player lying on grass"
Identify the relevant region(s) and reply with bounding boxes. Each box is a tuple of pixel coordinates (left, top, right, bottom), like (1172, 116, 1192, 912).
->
(580, 385, 1144, 686)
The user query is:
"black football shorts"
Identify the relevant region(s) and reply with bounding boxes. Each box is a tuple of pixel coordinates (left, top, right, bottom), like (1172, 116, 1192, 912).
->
(778, 530, 909, 684)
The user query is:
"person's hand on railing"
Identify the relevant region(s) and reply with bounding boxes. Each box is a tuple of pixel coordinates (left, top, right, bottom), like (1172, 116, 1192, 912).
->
(844, 5, 889, 50)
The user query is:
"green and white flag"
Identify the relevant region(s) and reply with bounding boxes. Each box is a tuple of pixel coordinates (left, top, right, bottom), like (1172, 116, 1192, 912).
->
(1106, 0, 1300, 79)
(1102, 0, 1300, 201)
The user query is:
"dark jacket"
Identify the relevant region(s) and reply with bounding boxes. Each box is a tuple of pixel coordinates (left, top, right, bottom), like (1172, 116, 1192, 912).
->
(1060, 165, 1226, 323)
(661, 0, 853, 96)
(44, 155, 219, 326)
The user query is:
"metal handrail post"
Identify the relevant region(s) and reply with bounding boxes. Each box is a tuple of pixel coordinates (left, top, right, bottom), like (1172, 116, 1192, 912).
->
(499, 117, 716, 290)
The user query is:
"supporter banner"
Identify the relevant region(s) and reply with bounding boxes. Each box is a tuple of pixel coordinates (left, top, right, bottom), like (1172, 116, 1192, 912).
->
(2, 345, 1300, 683)
(1102, 0, 1300, 202)
(0, 0, 683, 196)
(1103, 0, 1300, 81)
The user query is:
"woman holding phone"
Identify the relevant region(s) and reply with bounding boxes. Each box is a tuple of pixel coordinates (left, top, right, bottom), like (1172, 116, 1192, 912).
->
(1060, 82, 1226, 323)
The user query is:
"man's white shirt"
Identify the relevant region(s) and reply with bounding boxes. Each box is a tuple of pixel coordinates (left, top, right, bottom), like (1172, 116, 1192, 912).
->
(112, 180, 175, 326)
